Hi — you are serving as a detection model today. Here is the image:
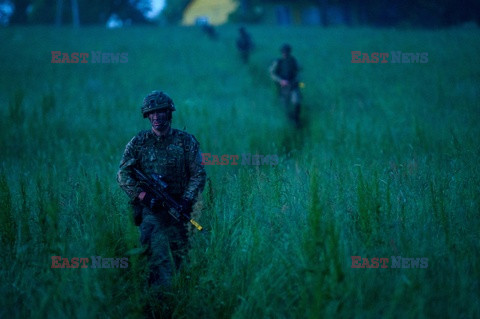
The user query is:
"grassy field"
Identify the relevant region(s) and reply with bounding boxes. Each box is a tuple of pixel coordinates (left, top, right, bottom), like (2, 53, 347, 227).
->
(1, 25, 479, 318)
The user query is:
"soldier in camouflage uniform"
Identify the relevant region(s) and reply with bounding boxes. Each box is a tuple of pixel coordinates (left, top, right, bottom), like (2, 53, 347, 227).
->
(117, 91, 206, 289)
(236, 26, 254, 63)
(269, 44, 302, 127)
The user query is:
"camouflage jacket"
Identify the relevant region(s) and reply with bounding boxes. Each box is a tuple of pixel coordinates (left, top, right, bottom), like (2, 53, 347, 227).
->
(117, 128, 206, 204)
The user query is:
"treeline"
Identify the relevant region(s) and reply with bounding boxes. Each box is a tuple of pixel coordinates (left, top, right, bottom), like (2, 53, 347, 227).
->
(4, 0, 480, 28)
(7, 0, 151, 25)
(236, 0, 480, 27)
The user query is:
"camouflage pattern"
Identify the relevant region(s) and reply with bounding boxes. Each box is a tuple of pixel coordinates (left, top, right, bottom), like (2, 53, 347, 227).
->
(117, 127, 206, 203)
(139, 211, 188, 287)
(117, 127, 206, 287)
(141, 91, 176, 118)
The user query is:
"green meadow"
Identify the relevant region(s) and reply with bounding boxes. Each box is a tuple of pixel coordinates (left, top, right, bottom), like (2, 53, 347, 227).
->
(0, 25, 479, 318)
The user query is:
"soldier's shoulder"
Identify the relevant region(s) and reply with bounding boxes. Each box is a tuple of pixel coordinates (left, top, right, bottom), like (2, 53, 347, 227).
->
(172, 128, 201, 145)
(136, 129, 154, 139)
(129, 130, 154, 145)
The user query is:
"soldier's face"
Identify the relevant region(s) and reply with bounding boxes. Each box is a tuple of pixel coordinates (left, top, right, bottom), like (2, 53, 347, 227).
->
(148, 110, 170, 131)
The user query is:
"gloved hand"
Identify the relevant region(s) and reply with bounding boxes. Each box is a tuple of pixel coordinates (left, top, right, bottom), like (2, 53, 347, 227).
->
(142, 193, 163, 211)
(179, 199, 192, 215)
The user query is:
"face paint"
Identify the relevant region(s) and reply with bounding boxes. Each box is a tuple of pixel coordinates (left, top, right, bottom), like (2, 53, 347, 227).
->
(148, 111, 170, 132)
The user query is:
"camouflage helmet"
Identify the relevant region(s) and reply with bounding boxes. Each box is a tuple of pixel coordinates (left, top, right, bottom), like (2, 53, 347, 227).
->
(141, 91, 175, 118)
(281, 43, 292, 54)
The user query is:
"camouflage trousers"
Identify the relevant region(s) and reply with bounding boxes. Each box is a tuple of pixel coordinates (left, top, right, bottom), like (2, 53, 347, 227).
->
(139, 207, 188, 288)
(279, 85, 301, 126)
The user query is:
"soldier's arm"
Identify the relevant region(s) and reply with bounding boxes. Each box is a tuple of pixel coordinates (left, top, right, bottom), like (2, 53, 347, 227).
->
(182, 135, 206, 203)
(117, 136, 143, 200)
(269, 60, 282, 83)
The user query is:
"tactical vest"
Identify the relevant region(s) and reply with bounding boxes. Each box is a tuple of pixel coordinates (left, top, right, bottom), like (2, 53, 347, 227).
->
(135, 129, 193, 199)
(275, 56, 298, 81)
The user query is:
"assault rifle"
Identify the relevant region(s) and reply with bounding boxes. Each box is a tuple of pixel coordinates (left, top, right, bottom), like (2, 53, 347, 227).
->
(133, 168, 203, 231)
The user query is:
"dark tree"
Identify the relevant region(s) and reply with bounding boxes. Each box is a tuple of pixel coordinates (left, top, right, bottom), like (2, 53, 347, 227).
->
(10, 0, 30, 24)
(10, 0, 151, 25)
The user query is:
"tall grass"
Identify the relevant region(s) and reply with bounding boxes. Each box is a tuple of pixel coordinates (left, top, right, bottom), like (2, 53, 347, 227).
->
(0, 25, 479, 318)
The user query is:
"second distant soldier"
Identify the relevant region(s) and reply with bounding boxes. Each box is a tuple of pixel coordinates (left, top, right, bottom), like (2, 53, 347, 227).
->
(236, 26, 254, 63)
(269, 44, 302, 127)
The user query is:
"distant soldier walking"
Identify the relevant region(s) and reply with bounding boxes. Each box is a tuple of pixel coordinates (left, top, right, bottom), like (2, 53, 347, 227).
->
(202, 22, 218, 40)
(269, 44, 302, 127)
(236, 26, 254, 63)
(117, 91, 206, 294)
